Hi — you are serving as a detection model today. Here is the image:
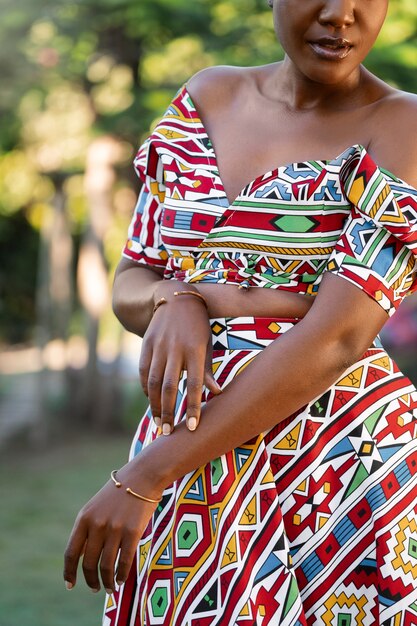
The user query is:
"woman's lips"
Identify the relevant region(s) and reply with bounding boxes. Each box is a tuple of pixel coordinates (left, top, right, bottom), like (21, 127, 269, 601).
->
(309, 38, 353, 61)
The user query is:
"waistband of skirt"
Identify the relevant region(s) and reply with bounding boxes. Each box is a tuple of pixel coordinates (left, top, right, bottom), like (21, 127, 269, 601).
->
(209, 316, 383, 352)
(209, 316, 299, 350)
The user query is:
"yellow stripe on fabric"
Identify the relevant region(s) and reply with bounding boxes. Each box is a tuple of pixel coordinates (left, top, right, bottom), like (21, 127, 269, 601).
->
(168, 432, 267, 615)
(368, 185, 389, 217)
(198, 241, 334, 255)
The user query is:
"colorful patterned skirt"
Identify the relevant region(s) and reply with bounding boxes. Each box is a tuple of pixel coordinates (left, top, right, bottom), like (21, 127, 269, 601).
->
(103, 317, 417, 626)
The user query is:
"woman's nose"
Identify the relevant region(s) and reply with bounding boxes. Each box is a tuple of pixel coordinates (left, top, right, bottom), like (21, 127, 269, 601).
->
(318, 0, 355, 28)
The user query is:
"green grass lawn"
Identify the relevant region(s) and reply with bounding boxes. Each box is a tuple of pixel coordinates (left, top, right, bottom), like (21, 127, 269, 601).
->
(0, 434, 133, 626)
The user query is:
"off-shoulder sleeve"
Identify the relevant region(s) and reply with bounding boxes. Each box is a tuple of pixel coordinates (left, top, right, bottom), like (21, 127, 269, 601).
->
(326, 146, 417, 316)
(122, 137, 168, 269)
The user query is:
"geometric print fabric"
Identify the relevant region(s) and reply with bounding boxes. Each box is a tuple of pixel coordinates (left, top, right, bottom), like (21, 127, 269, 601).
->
(124, 85, 417, 317)
(111, 84, 417, 625)
(103, 317, 417, 626)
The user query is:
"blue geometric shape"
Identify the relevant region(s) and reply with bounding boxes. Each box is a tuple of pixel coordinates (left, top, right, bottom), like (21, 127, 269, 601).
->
(254, 553, 282, 583)
(201, 197, 230, 207)
(174, 210, 193, 229)
(210, 507, 219, 534)
(313, 179, 342, 201)
(379, 593, 396, 607)
(350, 219, 375, 254)
(156, 540, 172, 565)
(290, 545, 302, 558)
(323, 437, 355, 462)
(228, 336, 265, 350)
(174, 571, 188, 596)
(184, 474, 205, 502)
(301, 552, 324, 582)
(333, 517, 357, 546)
(379, 445, 402, 462)
(174, 389, 184, 415)
(371, 244, 396, 275)
(284, 164, 316, 180)
(366, 484, 386, 511)
(395, 460, 412, 487)
(133, 439, 144, 457)
(234, 448, 252, 472)
(332, 145, 357, 166)
(135, 189, 148, 215)
(255, 181, 291, 200)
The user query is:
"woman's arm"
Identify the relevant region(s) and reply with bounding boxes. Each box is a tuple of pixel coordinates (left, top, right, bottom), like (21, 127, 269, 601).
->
(64, 271, 388, 593)
(113, 257, 222, 431)
(112, 258, 164, 337)
(129, 272, 388, 486)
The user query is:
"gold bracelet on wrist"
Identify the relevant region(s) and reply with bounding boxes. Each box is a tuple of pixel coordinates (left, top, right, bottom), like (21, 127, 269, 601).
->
(173, 290, 208, 309)
(110, 470, 162, 504)
(152, 297, 168, 315)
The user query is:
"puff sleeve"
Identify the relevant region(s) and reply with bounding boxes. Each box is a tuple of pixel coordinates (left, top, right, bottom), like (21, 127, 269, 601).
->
(123, 137, 168, 269)
(325, 146, 417, 316)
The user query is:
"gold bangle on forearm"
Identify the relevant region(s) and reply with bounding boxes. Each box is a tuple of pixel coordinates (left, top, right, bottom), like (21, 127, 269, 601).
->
(110, 470, 162, 504)
(173, 290, 208, 309)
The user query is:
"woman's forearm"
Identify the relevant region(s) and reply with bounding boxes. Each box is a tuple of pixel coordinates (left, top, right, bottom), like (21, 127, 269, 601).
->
(112, 260, 203, 337)
(112, 261, 163, 336)
(123, 274, 388, 493)
(132, 317, 350, 489)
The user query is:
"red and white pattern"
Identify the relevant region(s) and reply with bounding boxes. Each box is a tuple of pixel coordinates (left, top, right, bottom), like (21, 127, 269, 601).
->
(105, 86, 417, 625)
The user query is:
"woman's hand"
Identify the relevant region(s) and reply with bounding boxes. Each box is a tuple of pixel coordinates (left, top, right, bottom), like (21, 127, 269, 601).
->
(63, 461, 162, 594)
(139, 283, 222, 434)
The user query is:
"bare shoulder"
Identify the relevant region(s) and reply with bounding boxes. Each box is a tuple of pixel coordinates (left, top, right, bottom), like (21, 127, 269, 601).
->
(369, 89, 417, 188)
(185, 65, 254, 117)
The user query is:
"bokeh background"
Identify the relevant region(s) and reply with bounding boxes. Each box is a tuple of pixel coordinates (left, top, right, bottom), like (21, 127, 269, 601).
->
(1, 0, 417, 624)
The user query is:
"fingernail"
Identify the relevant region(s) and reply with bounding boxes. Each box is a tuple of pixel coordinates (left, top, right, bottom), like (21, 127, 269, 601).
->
(162, 423, 171, 436)
(65, 581, 73, 590)
(116, 579, 124, 587)
(154, 417, 161, 427)
(92, 588, 100, 593)
(105, 588, 113, 595)
(188, 417, 197, 431)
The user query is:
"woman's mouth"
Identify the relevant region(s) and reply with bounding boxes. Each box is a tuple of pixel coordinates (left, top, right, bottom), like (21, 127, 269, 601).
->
(309, 37, 353, 61)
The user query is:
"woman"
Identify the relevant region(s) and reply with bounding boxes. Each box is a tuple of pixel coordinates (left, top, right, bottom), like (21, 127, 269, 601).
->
(65, 0, 417, 624)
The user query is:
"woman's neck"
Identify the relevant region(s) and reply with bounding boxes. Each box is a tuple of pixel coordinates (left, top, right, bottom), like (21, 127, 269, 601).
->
(266, 58, 367, 112)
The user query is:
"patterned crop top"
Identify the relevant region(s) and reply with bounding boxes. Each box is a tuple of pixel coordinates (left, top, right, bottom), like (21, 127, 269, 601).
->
(123, 85, 417, 317)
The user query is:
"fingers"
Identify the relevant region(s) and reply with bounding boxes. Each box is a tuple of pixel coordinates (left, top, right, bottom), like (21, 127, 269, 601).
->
(147, 356, 165, 430)
(64, 515, 88, 589)
(185, 352, 205, 431)
(204, 342, 222, 397)
(139, 343, 152, 398)
(100, 536, 122, 594)
(116, 529, 141, 586)
(160, 362, 183, 435)
(204, 372, 222, 396)
(82, 531, 105, 592)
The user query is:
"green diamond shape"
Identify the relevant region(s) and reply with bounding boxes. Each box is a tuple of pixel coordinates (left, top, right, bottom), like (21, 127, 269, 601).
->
(178, 520, 199, 550)
(150, 587, 168, 617)
(272, 215, 315, 233)
(408, 537, 417, 558)
(211, 457, 224, 486)
(337, 614, 352, 626)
